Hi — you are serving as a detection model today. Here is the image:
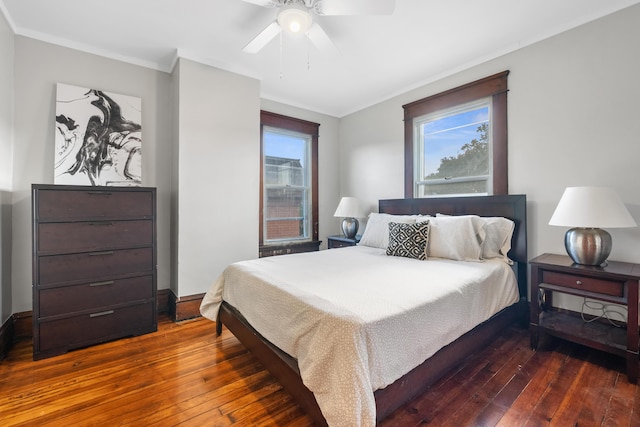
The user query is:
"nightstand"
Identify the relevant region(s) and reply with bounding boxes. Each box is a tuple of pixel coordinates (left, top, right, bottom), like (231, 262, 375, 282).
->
(530, 253, 640, 383)
(327, 235, 360, 249)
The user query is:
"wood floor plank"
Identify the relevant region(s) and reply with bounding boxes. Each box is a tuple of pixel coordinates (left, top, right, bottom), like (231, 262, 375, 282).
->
(601, 375, 635, 427)
(549, 353, 605, 426)
(448, 332, 535, 426)
(383, 326, 521, 425)
(527, 342, 590, 423)
(1, 316, 639, 427)
(575, 351, 622, 426)
(473, 343, 549, 426)
(495, 340, 570, 426)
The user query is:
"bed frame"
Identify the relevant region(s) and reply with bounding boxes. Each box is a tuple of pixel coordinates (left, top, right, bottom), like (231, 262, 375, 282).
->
(217, 194, 527, 426)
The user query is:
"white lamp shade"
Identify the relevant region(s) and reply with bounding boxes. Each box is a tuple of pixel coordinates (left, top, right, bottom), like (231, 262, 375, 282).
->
(549, 186, 637, 228)
(333, 197, 365, 218)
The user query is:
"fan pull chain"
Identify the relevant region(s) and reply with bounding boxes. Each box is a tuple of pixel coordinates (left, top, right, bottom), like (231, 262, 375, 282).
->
(279, 31, 283, 79)
(307, 34, 311, 71)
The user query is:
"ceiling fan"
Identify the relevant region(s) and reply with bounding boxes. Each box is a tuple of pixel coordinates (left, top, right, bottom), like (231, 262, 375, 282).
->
(240, 0, 396, 54)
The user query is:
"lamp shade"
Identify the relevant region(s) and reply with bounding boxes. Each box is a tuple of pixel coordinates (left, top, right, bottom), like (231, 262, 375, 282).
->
(549, 186, 636, 228)
(333, 197, 365, 218)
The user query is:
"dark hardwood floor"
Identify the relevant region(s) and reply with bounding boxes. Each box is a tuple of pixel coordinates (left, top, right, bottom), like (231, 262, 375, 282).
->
(1, 315, 639, 426)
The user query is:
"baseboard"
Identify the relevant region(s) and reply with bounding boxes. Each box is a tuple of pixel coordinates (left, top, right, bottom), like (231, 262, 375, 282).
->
(0, 315, 14, 361)
(168, 291, 205, 322)
(13, 311, 33, 341)
(157, 289, 171, 314)
(0, 310, 31, 361)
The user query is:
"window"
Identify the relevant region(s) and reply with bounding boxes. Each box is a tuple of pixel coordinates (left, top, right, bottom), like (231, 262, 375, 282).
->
(415, 99, 491, 196)
(403, 71, 509, 198)
(260, 111, 319, 255)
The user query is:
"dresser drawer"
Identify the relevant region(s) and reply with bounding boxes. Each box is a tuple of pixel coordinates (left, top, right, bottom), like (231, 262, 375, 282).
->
(38, 275, 154, 318)
(37, 301, 156, 353)
(36, 189, 153, 221)
(37, 219, 153, 254)
(541, 270, 624, 297)
(38, 247, 153, 285)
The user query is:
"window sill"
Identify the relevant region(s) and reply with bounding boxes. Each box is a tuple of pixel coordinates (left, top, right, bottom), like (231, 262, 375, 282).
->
(259, 240, 322, 258)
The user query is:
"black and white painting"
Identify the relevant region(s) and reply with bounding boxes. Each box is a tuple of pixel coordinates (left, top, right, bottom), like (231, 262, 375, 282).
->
(54, 83, 142, 186)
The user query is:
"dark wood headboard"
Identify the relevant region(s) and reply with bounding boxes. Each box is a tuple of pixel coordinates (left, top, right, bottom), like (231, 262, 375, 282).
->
(379, 195, 528, 298)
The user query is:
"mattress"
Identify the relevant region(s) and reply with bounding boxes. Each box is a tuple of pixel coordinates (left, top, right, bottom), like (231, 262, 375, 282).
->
(200, 245, 519, 427)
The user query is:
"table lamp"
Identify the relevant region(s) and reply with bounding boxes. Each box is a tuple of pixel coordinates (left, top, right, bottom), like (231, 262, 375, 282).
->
(549, 186, 637, 266)
(333, 197, 365, 239)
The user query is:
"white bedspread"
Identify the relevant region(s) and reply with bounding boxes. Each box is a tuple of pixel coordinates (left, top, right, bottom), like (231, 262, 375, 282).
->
(200, 245, 519, 427)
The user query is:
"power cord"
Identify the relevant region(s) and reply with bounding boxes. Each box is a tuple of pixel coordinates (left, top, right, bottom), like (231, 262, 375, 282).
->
(581, 297, 627, 327)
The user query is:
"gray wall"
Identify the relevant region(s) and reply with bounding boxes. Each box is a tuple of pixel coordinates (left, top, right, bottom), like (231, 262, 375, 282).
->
(174, 58, 261, 298)
(339, 4, 640, 311)
(10, 37, 173, 313)
(1, 32, 343, 314)
(0, 10, 13, 323)
(2, 4, 639, 317)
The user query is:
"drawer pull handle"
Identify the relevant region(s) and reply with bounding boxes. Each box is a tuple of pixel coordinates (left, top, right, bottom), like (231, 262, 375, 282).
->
(89, 280, 114, 287)
(89, 222, 114, 226)
(576, 280, 582, 285)
(90, 310, 114, 318)
(88, 251, 114, 256)
(87, 192, 112, 196)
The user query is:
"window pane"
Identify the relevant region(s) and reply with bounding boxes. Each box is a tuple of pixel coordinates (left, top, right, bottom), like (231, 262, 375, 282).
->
(416, 179, 488, 197)
(420, 105, 490, 182)
(264, 131, 307, 186)
(265, 187, 307, 241)
(264, 158, 304, 186)
(263, 126, 310, 243)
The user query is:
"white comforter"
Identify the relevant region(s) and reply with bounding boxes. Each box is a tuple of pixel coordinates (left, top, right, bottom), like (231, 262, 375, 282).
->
(200, 245, 519, 427)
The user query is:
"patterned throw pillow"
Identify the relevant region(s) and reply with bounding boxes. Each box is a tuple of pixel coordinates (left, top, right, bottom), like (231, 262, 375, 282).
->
(386, 221, 430, 260)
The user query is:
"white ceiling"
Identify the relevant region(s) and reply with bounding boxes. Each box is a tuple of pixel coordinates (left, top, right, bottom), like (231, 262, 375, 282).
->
(1, 0, 639, 117)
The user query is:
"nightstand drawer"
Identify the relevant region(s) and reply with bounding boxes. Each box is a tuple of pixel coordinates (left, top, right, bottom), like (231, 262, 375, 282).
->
(329, 239, 354, 249)
(327, 235, 360, 249)
(541, 270, 624, 297)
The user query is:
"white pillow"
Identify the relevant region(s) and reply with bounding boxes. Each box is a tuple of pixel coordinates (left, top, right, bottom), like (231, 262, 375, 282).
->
(436, 214, 514, 263)
(418, 215, 483, 261)
(477, 216, 515, 263)
(358, 213, 417, 249)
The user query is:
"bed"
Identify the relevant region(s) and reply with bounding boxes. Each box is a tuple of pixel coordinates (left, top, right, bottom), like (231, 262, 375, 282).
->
(201, 195, 527, 426)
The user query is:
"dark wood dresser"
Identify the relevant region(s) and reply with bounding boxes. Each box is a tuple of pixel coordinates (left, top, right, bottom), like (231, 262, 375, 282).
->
(32, 184, 157, 360)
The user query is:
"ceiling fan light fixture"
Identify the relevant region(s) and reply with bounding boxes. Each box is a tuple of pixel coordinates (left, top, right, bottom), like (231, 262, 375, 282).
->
(277, 3, 311, 34)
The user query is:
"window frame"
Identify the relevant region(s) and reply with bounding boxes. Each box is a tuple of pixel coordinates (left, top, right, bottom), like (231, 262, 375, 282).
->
(259, 110, 319, 250)
(403, 71, 509, 198)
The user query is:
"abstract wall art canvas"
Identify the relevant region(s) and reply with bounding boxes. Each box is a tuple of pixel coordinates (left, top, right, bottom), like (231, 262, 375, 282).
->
(54, 83, 142, 186)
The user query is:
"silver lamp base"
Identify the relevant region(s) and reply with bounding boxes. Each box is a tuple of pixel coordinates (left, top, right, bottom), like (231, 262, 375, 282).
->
(564, 227, 612, 266)
(341, 217, 359, 239)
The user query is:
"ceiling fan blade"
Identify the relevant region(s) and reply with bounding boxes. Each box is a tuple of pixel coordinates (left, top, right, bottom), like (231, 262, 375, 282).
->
(307, 23, 338, 53)
(238, 0, 277, 7)
(242, 21, 281, 53)
(315, 0, 395, 16)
